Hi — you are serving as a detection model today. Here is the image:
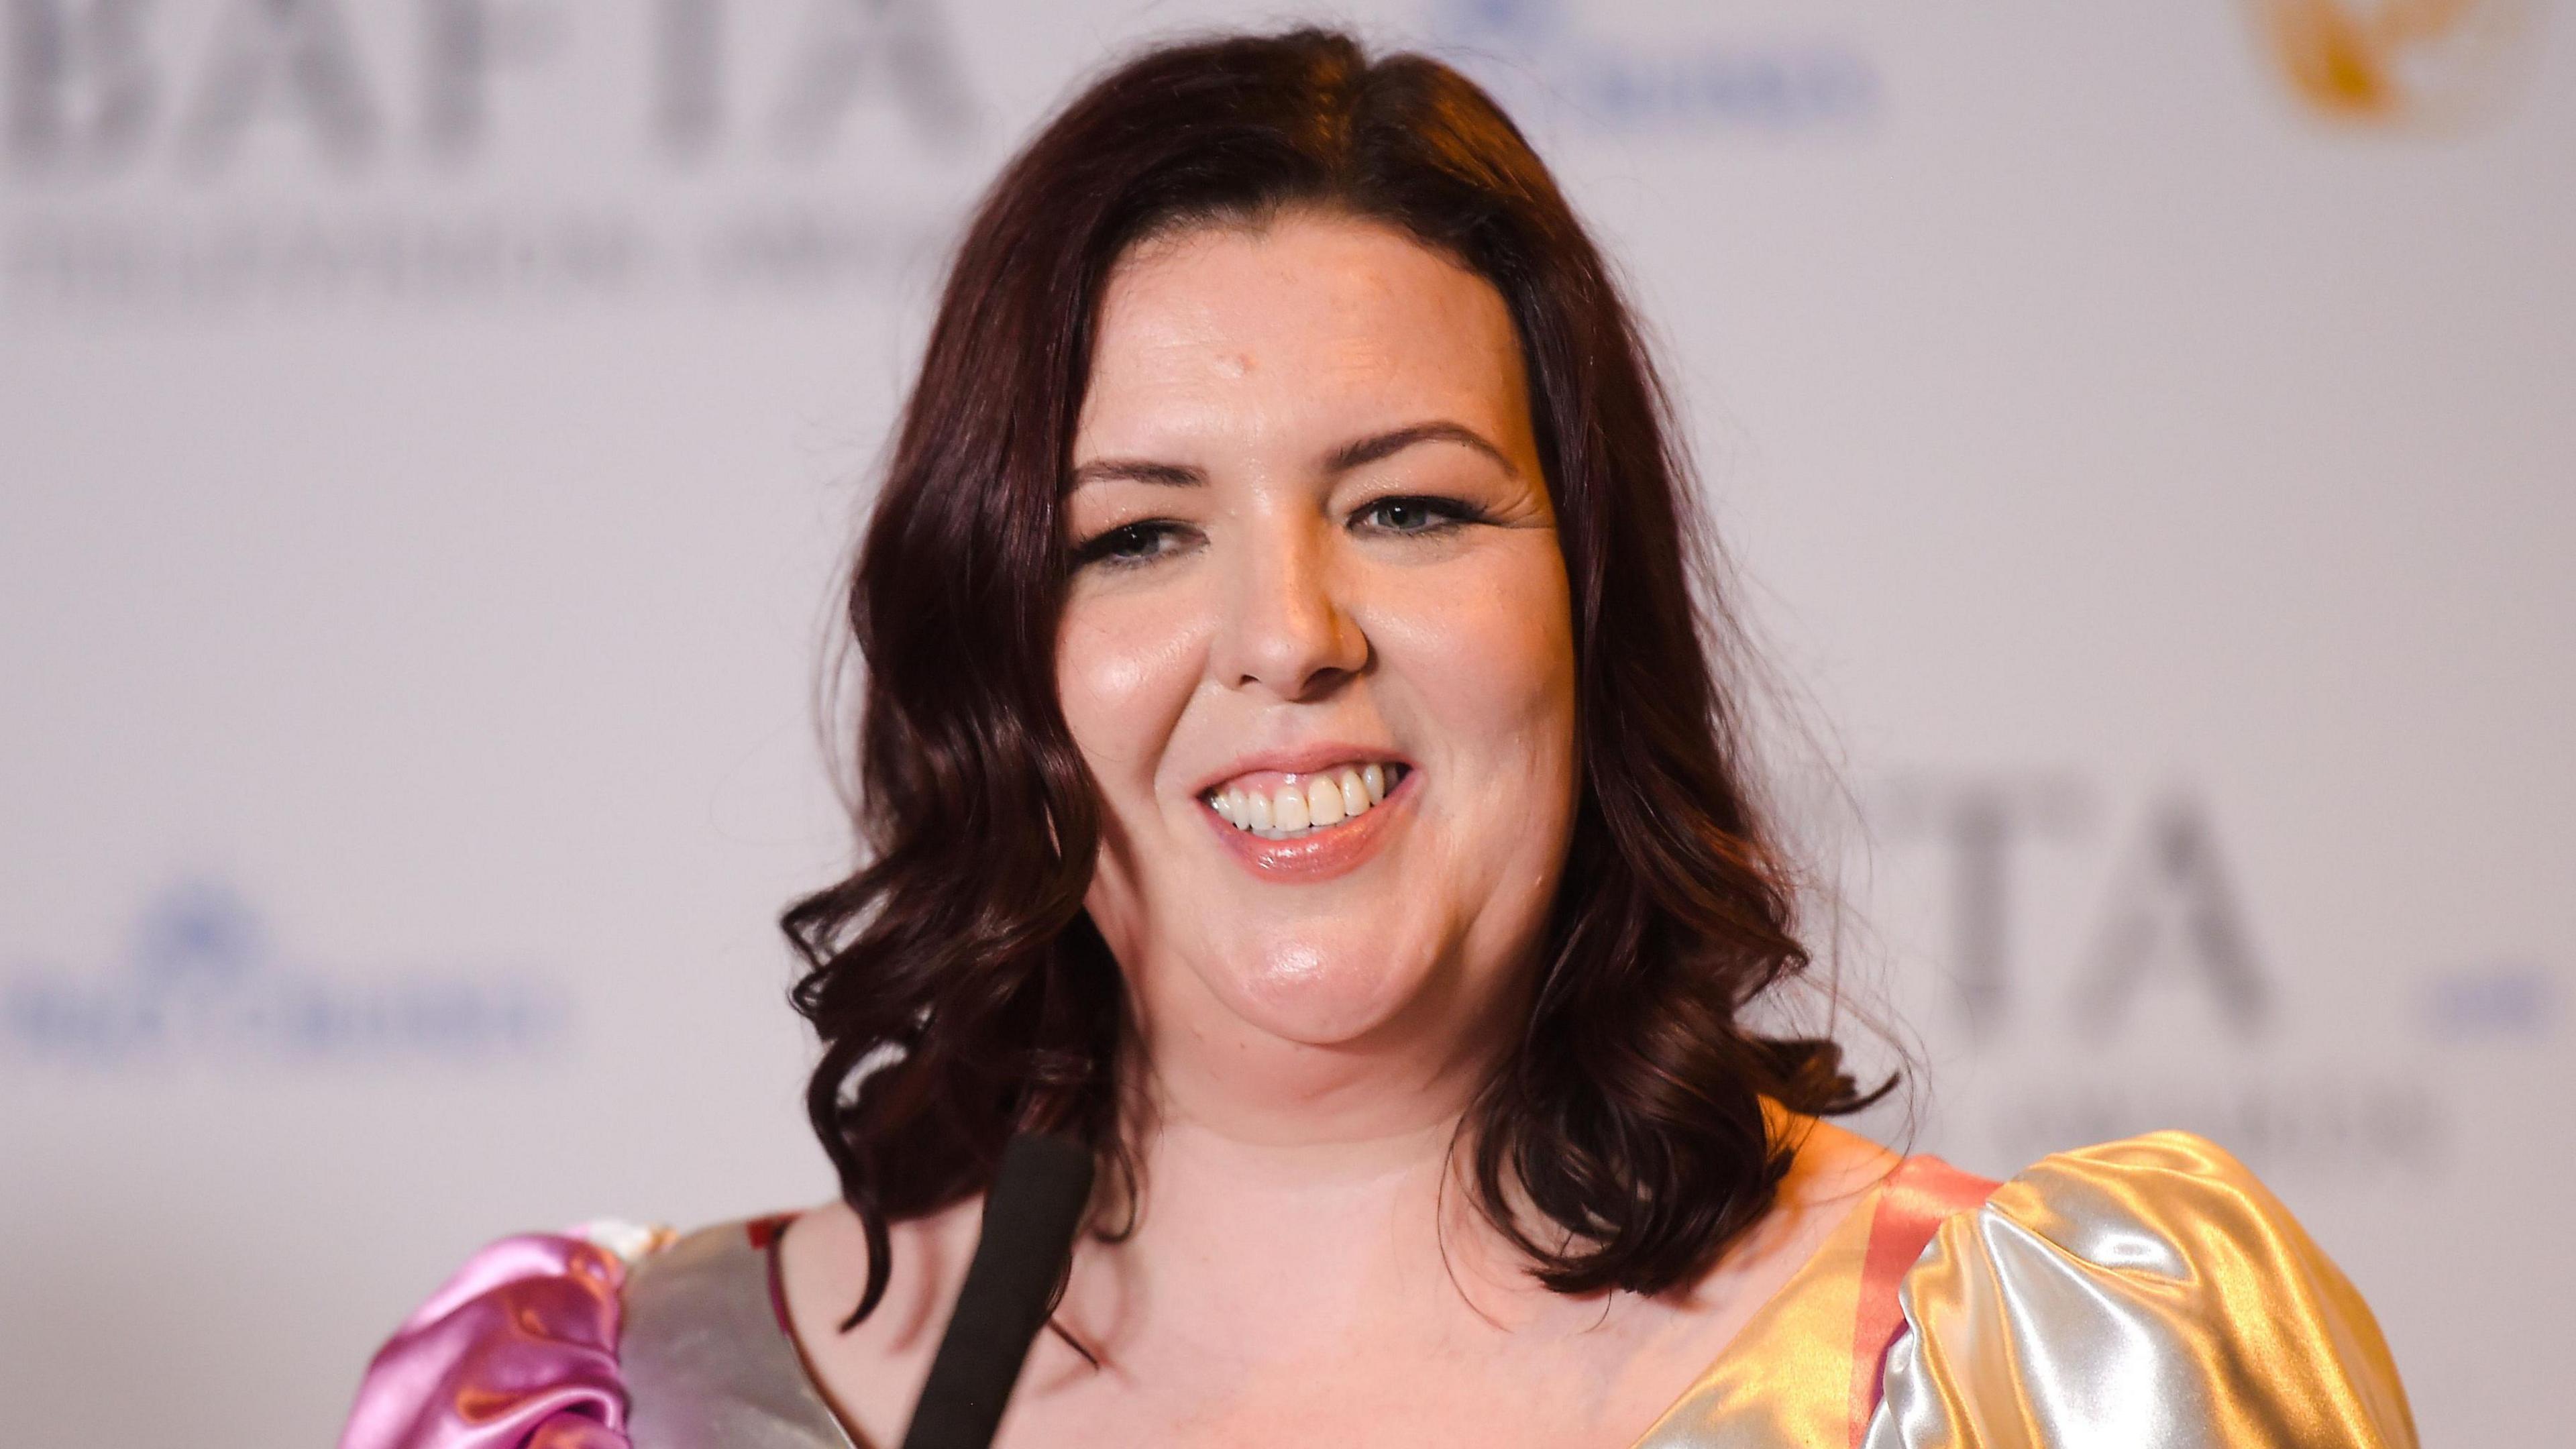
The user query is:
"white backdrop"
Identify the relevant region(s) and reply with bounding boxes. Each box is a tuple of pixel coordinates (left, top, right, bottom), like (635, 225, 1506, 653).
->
(3, 3, 2567, 1444)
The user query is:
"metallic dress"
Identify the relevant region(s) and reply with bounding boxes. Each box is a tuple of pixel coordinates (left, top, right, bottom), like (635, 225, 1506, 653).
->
(338, 1130, 2414, 1448)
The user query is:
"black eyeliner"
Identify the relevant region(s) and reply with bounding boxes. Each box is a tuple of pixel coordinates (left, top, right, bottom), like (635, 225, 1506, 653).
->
(1352, 494, 1490, 532)
(1071, 519, 1185, 568)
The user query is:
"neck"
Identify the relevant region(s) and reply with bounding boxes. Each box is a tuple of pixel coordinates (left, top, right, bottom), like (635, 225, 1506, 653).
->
(1057, 973, 1560, 1362)
(1067, 1106, 1549, 1363)
(1132, 1012, 1500, 1155)
(1116, 920, 1533, 1150)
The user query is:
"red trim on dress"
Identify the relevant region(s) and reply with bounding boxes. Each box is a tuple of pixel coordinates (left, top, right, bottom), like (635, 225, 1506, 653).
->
(748, 1212, 803, 1334)
(1847, 1157, 2000, 1446)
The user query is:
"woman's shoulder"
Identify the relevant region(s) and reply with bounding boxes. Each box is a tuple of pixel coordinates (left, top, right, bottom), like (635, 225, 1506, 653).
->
(1953, 1128, 2385, 1302)
(1646, 1128, 2418, 1446)
(337, 1220, 669, 1449)
(1878, 1129, 2418, 1447)
(337, 1213, 853, 1449)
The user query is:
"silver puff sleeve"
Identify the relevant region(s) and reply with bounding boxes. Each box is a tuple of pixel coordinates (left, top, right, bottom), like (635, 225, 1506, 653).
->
(1862, 1131, 2416, 1448)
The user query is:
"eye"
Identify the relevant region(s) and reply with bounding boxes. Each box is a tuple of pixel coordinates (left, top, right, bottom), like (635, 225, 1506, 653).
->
(1354, 495, 1483, 535)
(1072, 519, 1193, 570)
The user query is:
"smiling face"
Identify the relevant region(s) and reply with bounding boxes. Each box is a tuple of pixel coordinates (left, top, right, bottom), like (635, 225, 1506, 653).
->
(1058, 211, 1580, 1091)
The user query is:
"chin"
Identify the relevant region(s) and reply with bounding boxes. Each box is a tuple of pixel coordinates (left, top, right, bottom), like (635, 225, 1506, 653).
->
(1201, 931, 1430, 1047)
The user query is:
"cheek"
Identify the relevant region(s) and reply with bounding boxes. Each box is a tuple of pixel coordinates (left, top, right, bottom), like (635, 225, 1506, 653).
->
(1056, 592, 1204, 786)
(1059, 586, 1221, 996)
(1378, 553, 1578, 788)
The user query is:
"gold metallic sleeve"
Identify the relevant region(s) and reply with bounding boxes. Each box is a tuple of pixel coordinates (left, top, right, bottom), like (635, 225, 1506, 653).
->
(1862, 1130, 2416, 1448)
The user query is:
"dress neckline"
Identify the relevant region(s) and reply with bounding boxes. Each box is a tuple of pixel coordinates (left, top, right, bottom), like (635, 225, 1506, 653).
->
(756, 1165, 1929, 1449)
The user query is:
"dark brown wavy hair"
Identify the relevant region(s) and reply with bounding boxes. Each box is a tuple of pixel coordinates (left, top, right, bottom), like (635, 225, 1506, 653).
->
(783, 25, 1883, 1328)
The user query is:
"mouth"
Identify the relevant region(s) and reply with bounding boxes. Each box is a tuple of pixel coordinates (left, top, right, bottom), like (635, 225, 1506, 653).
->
(1200, 761, 1413, 840)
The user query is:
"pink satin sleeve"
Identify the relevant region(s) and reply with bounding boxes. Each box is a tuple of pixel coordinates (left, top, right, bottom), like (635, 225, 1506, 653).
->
(337, 1234, 635, 1449)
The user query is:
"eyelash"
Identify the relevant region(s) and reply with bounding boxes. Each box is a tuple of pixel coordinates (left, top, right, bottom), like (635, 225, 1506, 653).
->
(1355, 495, 1484, 535)
(1070, 520, 1189, 570)
(1069, 495, 1489, 570)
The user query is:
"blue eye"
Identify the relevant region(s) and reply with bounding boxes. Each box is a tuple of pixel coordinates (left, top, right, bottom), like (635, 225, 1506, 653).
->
(1357, 496, 1481, 534)
(1073, 520, 1187, 569)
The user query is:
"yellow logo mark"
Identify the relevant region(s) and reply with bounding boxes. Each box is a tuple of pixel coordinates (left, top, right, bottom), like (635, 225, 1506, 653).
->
(2251, 0, 2535, 125)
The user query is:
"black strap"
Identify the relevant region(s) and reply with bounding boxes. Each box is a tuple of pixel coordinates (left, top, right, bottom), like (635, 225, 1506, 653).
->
(898, 1133, 1095, 1449)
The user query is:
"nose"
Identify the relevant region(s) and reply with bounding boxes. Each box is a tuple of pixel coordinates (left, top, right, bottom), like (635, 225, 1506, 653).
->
(1212, 517, 1368, 700)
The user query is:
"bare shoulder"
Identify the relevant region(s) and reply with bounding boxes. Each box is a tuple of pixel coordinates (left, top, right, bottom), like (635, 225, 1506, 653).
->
(1682, 1107, 1898, 1311)
(1772, 1108, 1903, 1212)
(773, 1193, 985, 1441)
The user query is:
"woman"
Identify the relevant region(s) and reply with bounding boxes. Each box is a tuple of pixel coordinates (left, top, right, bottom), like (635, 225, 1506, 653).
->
(342, 28, 2413, 1449)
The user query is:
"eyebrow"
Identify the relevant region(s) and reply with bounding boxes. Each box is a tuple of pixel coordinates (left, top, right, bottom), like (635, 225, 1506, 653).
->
(1066, 457, 1205, 490)
(1068, 419, 1514, 492)
(1325, 421, 1514, 476)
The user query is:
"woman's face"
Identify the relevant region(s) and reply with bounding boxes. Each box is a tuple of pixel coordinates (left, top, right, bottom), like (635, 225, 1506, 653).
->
(1058, 211, 1578, 1075)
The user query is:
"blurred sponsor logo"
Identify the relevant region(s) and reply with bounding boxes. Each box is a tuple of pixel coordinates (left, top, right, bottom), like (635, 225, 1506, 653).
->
(3, 0, 978, 176)
(1853, 771, 2544, 1181)
(1, 0, 980, 311)
(1, 879, 569, 1065)
(1871, 782, 2271, 1044)
(1428, 0, 1879, 136)
(2422, 961, 2553, 1038)
(2247, 0, 2536, 126)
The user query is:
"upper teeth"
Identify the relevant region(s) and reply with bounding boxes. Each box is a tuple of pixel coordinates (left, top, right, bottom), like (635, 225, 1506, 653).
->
(1207, 763, 1397, 839)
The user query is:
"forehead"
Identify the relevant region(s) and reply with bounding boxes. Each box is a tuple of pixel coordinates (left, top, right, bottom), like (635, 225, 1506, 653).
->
(1078, 213, 1529, 449)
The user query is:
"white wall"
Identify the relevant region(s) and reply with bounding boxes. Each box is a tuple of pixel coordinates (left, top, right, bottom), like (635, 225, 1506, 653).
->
(2, 2, 2565, 1444)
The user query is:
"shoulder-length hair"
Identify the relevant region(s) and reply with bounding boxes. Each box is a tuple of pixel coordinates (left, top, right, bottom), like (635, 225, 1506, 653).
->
(784, 25, 1879, 1326)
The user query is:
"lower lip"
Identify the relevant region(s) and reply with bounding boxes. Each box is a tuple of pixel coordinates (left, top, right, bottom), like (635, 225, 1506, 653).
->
(1202, 771, 1417, 882)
